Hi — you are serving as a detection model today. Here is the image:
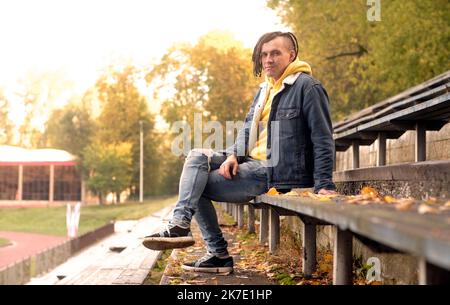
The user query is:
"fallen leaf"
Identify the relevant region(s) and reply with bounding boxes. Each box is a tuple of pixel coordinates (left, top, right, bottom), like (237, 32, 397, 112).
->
(424, 197, 438, 205)
(323, 254, 333, 263)
(418, 204, 440, 214)
(317, 196, 332, 202)
(266, 187, 280, 196)
(395, 198, 414, 211)
(186, 279, 207, 284)
(361, 186, 380, 198)
(383, 195, 397, 204)
(283, 191, 300, 196)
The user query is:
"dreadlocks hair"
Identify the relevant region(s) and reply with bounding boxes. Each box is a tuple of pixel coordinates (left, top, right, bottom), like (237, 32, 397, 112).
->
(252, 31, 299, 77)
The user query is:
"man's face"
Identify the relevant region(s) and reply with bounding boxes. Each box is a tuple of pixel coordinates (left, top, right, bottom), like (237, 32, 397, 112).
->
(261, 36, 295, 81)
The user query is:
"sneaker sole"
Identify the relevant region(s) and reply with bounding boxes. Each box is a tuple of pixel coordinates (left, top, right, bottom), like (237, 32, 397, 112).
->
(181, 264, 234, 274)
(142, 236, 195, 250)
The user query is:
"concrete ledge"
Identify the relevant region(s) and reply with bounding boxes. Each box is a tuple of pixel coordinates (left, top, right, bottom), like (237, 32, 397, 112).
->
(334, 160, 450, 198)
(71, 222, 115, 254)
(334, 160, 450, 182)
(0, 222, 114, 285)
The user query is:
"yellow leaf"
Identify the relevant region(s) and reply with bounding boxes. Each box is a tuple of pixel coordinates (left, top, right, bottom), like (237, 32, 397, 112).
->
(317, 196, 332, 202)
(298, 191, 313, 197)
(361, 186, 380, 198)
(383, 195, 397, 203)
(418, 204, 440, 215)
(283, 190, 299, 196)
(266, 187, 280, 196)
(425, 197, 438, 205)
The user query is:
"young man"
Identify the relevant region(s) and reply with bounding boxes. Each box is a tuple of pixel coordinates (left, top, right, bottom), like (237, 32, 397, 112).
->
(143, 32, 336, 273)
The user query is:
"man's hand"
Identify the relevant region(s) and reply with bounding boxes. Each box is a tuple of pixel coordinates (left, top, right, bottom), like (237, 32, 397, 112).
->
(219, 155, 238, 180)
(318, 188, 337, 195)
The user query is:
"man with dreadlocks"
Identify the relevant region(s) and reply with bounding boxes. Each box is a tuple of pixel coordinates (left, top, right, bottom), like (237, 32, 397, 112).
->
(143, 32, 336, 273)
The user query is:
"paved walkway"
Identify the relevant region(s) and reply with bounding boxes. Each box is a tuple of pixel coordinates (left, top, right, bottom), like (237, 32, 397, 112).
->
(27, 205, 174, 285)
(0, 231, 67, 269)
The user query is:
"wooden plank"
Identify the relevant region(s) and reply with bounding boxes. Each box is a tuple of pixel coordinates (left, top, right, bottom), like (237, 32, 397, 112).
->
(237, 205, 244, 229)
(333, 228, 353, 285)
(334, 83, 449, 133)
(334, 94, 450, 141)
(259, 207, 269, 245)
(419, 258, 450, 285)
(139, 250, 161, 270)
(57, 250, 118, 285)
(257, 194, 450, 270)
(269, 208, 280, 253)
(226, 203, 231, 215)
(334, 159, 450, 182)
(302, 222, 317, 278)
(415, 122, 426, 162)
(82, 268, 124, 285)
(61, 264, 102, 285)
(248, 205, 256, 234)
(232, 204, 237, 220)
(113, 268, 151, 285)
(356, 95, 449, 135)
(377, 132, 386, 166)
(333, 72, 450, 131)
(352, 140, 360, 169)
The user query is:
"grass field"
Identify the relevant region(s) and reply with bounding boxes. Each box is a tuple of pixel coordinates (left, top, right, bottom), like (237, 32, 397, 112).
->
(0, 196, 177, 237)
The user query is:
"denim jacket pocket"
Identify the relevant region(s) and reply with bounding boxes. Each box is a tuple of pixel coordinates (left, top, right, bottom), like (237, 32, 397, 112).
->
(277, 108, 300, 120)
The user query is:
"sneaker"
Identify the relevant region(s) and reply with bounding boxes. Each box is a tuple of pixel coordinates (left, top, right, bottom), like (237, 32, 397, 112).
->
(182, 253, 234, 273)
(142, 225, 195, 250)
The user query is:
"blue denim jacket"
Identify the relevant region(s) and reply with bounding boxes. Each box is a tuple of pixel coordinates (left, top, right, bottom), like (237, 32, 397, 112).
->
(226, 72, 336, 193)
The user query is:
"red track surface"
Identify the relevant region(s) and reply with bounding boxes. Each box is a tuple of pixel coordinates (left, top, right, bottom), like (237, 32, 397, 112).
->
(0, 231, 67, 269)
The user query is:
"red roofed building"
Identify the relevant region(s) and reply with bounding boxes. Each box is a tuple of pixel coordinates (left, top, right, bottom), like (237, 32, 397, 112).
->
(0, 145, 83, 206)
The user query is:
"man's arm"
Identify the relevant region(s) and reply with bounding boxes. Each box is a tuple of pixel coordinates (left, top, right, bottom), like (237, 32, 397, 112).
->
(302, 84, 336, 193)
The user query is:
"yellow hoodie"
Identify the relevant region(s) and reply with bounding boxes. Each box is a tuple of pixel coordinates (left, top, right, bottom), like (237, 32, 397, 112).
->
(249, 59, 312, 161)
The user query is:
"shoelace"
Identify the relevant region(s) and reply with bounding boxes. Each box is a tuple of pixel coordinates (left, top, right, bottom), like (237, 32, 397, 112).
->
(157, 224, 173, 237)
(197, 252, 215, 263)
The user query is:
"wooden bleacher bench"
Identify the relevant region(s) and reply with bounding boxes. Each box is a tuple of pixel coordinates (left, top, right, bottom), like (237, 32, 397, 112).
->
(333, 70, 450, 167)
(219, 71, 450, 285)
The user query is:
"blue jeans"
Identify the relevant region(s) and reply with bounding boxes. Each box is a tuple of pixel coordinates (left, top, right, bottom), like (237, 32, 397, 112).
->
(171, 148, 269, 256)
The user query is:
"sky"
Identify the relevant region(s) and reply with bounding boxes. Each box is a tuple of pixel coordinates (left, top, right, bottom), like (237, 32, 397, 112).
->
(0, 0, 289, 108)
(0, 0, 290, 136)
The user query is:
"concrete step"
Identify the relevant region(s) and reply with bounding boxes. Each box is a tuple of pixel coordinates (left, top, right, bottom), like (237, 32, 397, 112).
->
(27, 205, 174, 285)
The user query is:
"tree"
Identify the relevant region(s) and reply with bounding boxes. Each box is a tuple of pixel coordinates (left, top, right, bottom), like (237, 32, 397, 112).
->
(146, 30, 259, 131)
(14, 70, 76, 147)
(82, 142, 133, 204)
(95, 65, 160, 197)
(0, 89, 13, 144)
(44, 94, 96, 157)
(267, 0, 450, 120)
